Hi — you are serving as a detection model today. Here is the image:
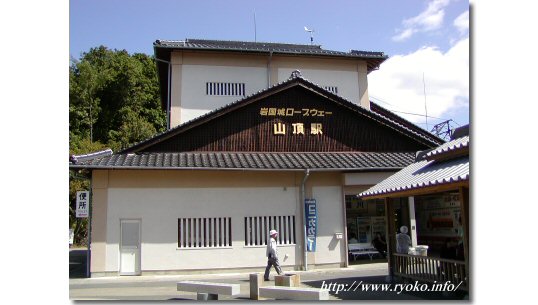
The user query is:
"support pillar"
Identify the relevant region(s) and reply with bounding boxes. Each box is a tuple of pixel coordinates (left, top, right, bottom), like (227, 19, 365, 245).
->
(408, 196, 418, 247)
(459, 187, 470, 291)
(385, 198, 396, 279)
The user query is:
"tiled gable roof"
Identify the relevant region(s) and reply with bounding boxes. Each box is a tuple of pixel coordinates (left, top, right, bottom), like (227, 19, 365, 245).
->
(69, 151, 415, 171)
(119, 75, 443, 154)
(154, 39, 387, 72)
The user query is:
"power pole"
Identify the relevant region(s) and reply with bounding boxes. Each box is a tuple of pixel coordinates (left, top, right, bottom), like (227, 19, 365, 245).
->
(431, 119, 454, 141)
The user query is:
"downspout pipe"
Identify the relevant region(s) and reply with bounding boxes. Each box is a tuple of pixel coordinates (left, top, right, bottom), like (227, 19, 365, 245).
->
(155, 57, 172, 129)
(300, 168, 311, 271)
(267, 51, 273, 88)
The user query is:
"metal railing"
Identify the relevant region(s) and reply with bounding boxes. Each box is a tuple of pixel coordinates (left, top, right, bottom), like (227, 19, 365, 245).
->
(393, 253, 468, 291)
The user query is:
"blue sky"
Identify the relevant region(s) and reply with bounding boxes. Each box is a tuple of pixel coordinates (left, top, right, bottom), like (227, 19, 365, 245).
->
(70, 0, 470, 131)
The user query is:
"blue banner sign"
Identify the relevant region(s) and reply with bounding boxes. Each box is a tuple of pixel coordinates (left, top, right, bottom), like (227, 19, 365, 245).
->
(305, 199, 317, 252)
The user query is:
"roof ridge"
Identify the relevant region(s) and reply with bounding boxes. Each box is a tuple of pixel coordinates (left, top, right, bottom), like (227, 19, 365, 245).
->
(154, 38, 387, 59)
(186, 38, 323, 49)
(369, 101, 444, 143)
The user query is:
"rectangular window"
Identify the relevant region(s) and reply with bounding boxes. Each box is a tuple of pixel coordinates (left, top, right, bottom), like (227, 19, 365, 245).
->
(244, 215, 296, 246)
(178, 217, 232, 248)
(206, 82, 246, 96)
(323, 86, 338, 94)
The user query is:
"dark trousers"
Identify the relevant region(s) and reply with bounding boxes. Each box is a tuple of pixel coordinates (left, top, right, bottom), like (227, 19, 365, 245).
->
(264, 256, 282, 280)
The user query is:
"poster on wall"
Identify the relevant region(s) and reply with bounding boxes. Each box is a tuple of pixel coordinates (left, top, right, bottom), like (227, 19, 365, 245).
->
(416, 193, 461, 238)
(305, 199, 317, 252)
(356, 217, 371, 244)
(371, 216, 386, 238)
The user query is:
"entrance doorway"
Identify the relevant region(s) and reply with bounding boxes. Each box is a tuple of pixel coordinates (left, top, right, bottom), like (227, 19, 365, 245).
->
(345, 195, 387, 264)
(119, 219, 141, 275)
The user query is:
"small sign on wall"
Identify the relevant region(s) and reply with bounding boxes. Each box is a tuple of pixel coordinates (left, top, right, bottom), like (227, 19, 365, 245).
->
(76, 191, 89, 218)
(305, 199, 317, 252)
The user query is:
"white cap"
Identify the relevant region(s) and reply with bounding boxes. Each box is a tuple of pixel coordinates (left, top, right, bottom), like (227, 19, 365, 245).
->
(269, 230, 278, 236)
(400, 226, 408, 234)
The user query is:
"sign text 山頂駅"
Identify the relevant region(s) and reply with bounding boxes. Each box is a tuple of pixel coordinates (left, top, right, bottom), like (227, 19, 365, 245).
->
(260, 107, 332, 135)
(305, 199, 317, 252)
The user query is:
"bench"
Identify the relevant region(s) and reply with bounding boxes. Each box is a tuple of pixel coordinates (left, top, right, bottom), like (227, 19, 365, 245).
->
(259, 286, 329, 300)
(177, 280, 240, 300)
(348, 244, 380, 260)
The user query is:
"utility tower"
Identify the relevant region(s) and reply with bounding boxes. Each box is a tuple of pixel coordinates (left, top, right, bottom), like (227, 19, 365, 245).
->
(430, 120, 454, 141)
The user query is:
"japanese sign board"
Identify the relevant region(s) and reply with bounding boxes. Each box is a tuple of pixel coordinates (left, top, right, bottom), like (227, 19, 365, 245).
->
(260, 107, 332, 136)
(260, 107, 333, 117)
(76, 191, 89, 218)
(305, 199, 317, 252)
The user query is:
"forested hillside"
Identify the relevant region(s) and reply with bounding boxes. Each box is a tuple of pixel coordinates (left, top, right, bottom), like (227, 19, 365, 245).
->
(69, 46, 166, 245)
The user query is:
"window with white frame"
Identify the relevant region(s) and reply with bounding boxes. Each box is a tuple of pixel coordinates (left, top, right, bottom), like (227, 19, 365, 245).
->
(206, 82, 246, 96)
(178, 217, 232, 248)
(323, 86, 338, 94)
(244, 215, 296, 246)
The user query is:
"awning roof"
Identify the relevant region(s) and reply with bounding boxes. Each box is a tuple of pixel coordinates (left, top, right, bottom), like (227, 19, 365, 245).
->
(425, 135, 469, 160)
(359, 127, 470, 199)
(358, 156, 469, 199)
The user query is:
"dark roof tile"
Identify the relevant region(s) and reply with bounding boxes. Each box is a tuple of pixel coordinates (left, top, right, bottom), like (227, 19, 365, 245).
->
(70, 152, 415, 171)
(154, 38, 386, 59)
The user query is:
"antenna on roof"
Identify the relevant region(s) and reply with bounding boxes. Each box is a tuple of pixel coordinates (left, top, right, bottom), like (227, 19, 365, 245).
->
(304, 26, 314, 45)
(423, 72, 428, 131)
(254, 10, 257, 42)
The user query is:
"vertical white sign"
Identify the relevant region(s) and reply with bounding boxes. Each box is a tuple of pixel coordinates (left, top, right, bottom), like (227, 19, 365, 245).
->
(76, 191, 89, 218)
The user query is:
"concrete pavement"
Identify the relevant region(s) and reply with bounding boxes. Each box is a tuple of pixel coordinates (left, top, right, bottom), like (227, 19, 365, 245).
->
(69, 262, 467, 300)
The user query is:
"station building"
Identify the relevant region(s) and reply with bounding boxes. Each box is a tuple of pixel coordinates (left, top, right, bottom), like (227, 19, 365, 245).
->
(70, 39, 444, 277)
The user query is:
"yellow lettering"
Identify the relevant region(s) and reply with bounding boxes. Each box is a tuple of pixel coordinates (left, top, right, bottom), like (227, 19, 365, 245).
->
(310, 123, 323, 135)
(292, 123, 305, 135)
(286, 108, 295, 116)
(274, 123, 286, 135)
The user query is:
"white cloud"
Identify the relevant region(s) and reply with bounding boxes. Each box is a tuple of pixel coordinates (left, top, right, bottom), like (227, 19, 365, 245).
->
(393, 0, 451, 42)
(368, 37, 469, 125)
(453, 10, 469, 34)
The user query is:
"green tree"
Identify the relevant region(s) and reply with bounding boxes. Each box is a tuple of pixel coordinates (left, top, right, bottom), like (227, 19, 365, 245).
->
(69, 137, 108, 246)
(69, 46, 166, 246)
(69, 46, 165, 146)
(107, 108, 158, 151)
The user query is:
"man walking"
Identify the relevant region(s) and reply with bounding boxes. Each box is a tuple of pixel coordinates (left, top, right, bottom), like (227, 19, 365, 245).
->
(264, 229, 283, 281)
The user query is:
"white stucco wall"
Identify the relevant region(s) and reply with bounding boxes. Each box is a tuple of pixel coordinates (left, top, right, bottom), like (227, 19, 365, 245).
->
(179, 65, 268, 123)
(105, 186, 301, 272)
(277, 68, 360, 104)
(344, 172, 396, 186)
(168, 52, 371, 126)
(311, 186, 346, 265)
